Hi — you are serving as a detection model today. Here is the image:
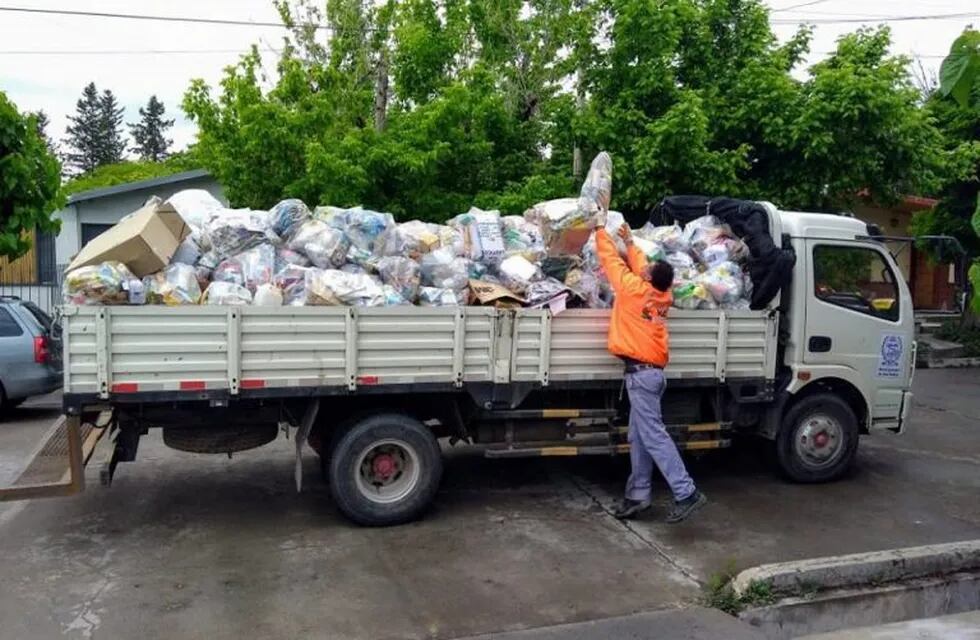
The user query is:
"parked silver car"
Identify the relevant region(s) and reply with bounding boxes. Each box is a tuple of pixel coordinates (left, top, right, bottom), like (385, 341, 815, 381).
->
(0, 297, 62, 411)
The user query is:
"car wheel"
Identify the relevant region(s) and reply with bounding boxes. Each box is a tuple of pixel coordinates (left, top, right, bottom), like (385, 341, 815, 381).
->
(776, 393, 859, 483)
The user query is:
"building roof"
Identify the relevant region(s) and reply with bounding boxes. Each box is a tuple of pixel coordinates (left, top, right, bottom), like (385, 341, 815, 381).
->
(67, 169, 213, 205)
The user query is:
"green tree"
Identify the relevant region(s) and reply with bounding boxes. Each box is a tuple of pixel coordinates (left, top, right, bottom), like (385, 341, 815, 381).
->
(99, 89, 126, 165)
(0, 92, 63, 259)
(63, 82, 102, 174)
(33, 110, 56, 154)
(129, 95, 174, 161)
(64, 83, 127, 174)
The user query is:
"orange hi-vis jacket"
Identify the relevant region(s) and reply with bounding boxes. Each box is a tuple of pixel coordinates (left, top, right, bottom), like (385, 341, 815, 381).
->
(595, 228, 672, 367)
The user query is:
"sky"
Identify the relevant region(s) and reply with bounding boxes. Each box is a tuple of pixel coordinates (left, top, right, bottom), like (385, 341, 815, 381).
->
(0, 0, 977, 158)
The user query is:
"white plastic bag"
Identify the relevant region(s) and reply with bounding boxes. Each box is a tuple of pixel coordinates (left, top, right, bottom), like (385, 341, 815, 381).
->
(165, 189, 224, 230)
(383, 220, 441, 258)
(170, 236, 201, 266)
(636, 223, 688, 253)
(204, 208, 270, 258)
(577, 151, 613, 222)
(253, 283, 284, 306)
(343, 207, 395, 253)
(502, 215, 545, 262)
(202, 281, 253, 305)
(420, 248, 472, 291)
(524, 197, 593, 256)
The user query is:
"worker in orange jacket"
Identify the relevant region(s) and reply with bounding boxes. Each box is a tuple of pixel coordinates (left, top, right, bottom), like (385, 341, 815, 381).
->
(596, 224, 707, 522)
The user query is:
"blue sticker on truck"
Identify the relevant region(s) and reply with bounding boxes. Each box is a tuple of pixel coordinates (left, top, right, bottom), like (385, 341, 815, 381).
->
(877, 334, 904, 378)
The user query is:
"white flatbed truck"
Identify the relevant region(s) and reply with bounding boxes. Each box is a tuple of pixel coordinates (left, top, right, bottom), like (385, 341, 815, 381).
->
(1, 205, 916, 526)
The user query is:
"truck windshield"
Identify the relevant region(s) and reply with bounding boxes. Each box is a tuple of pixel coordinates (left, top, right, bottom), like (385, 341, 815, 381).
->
(813, 245, 900, 322)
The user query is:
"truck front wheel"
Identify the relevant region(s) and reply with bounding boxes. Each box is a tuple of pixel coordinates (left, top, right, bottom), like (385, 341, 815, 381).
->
(328, 413, 443, 526)
(776, 393, 859, 483)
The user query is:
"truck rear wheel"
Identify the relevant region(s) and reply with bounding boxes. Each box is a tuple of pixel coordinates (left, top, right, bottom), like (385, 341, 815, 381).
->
(777, 393, 859, 483)
(328, 413, 442, 526)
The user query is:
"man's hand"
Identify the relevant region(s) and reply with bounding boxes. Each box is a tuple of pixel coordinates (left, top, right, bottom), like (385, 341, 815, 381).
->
(617, 223, 633, 245)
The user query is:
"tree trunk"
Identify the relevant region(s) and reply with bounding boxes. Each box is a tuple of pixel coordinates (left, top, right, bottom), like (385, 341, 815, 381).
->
(572, 67, 585, 180)
(374, 52, 389, 133)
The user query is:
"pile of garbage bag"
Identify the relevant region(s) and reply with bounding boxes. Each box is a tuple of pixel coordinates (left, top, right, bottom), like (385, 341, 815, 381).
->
(62, 153, 758, 312)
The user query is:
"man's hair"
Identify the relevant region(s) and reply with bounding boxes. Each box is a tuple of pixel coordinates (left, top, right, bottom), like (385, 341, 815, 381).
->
(647, 260, 674, 292)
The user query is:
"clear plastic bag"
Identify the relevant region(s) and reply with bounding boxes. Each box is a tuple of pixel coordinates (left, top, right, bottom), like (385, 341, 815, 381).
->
(524, 277, 569, 306)
(202, 281, 253, 305)
(497, 255, 542, 294)
(419, 286, 466, 307)
(304, 269, 386, 307)
(165, 189, 224, 230)
(636, 223, 688, 253)
(377, 256, 421, 302)
(382, 220, 441, 259)
(381, 284, 411, 306)
(665, 251, 697, 281)
(275, 247, 312, 271)
(343, 207, 394, 253)
(420, 248, 472, 292)
(672, 281, 713, 310)
(253, 283, 284, 306)
(63, 261, 138, 305)
(451, 207, 506, 263)
(235, 244, 276, 292)
(312, 205, 347, 227)
(700, 261, 745, 306)
(435, 224, 465, 256)
(274, 264, 313, 306)
(170, 236, 201, 266)
(577, 151, 613, 221)
(269, 199, 312, 240)
(143, 263, 202, 305)
(683, 215, 730, 260)
(632, 236, 664, 263)
(340, 263, 368, 275)
(564, 268, 611, 309)
(524, 198, 593, 257)
(204, 208, 270, 259)
(345, 245, 382, 272)
(502, 215, 545, 262)
(287, 219, 349, 269)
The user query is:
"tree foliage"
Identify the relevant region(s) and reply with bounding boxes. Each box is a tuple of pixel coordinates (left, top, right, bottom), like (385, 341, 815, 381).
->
(129, 95, 175, 161)
(185, 0, 951, 223)
(63, 82, 127, 174)
(0, 92, 63, 259)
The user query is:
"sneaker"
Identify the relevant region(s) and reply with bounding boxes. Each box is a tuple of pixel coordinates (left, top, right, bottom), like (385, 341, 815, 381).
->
(665, 490, 707, 524)
(613, 498, 651, 520)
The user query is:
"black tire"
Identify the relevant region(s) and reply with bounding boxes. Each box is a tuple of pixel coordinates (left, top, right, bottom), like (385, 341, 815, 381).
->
(777, 393, 859, 483)
(328, 413, 442, 527)
(163, 423, 278, 454)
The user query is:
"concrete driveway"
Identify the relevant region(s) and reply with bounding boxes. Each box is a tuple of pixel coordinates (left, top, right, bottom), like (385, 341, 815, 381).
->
(0, 369, 977, 640)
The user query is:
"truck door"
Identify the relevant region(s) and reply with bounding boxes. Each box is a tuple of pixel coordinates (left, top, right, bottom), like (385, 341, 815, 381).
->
(804, 241, 914, 424)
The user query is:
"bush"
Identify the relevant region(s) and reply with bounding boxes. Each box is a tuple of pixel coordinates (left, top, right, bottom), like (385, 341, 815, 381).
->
(936, 318, 980, 356)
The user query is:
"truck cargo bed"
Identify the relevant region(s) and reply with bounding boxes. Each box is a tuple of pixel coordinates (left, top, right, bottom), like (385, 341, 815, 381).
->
(61, 305, 778, 403)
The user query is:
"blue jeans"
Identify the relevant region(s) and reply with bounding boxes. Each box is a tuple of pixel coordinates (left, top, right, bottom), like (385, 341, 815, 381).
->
(624, 368, 697, 503)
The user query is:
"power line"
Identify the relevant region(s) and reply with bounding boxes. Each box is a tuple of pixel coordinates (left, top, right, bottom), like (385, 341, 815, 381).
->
(771, 0, 833, 13)
(772, 10, 980, 24)
(0, 5, 326, 30)
(0, 49, 249, 56)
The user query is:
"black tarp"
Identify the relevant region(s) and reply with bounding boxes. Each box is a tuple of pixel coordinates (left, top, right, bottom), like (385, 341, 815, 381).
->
(650, 196, 796, 310)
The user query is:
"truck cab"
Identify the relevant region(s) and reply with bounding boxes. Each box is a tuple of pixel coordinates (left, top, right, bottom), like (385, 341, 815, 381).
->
(768, 208, 915, 481)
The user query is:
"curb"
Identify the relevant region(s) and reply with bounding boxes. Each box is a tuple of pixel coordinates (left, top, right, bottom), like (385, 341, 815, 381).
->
(919, 356, 980, 369)
(732, 540, 980, 597)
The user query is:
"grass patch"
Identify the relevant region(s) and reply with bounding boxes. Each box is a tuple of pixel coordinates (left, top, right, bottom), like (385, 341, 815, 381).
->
(703, 560, 777, 615)
(936, 319, 980, 357)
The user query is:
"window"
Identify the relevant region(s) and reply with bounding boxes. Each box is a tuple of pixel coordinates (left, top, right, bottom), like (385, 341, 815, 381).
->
(0, 307, 24, 337)
(81, 223, 115, 247)
(21, 301, 53, 334)
(813, 245, 900, 321)
(35, 230, 57, 284)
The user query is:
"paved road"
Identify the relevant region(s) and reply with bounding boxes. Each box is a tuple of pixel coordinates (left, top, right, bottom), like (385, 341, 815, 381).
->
(0, 370, 977, 640)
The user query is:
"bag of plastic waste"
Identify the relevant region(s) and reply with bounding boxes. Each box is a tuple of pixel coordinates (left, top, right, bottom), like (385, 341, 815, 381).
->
(274, 264, 313, 306)
(275, 247, 312, 272)
(525, 198, 594, 256)
(202, 281, 253, 305)
(269, 199, 311, 240)
(564, 268, 611, 309)
(383, 220, 441, 259)
(636, 223, 688, 253)
(451, 208, 506, 263)
(501, 215, 546, 262)
(287, 219, 349, 269)
(377, 256, 421, 302)
(577, 151, 613, 221)
(170, 236, 202, 266)
(497, 255, 543, 294)
(632, 236, 664, 263)
(700, 261, 745, 306)
(143, 263, 202, 305)
(235, 244, 276, 292)
(419, 286, 467, 307)
(420, 248, 472, 292)
(204, 209, 270, 259)
(63, 261, 139, 305)
(304, 269, 386, 307)
(524, 277, 570, 306)
(253, 283, 284, 306)
(343, 207, 394, 253)
(672, 280, 714, 310)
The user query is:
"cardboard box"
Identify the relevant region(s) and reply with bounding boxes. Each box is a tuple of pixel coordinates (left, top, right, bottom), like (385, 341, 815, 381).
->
(468, 279, 525, 309)
(66, 201, 190, 277)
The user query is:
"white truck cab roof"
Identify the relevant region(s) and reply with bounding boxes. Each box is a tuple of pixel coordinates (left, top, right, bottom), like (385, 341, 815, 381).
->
(777, 209, 870, 241)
